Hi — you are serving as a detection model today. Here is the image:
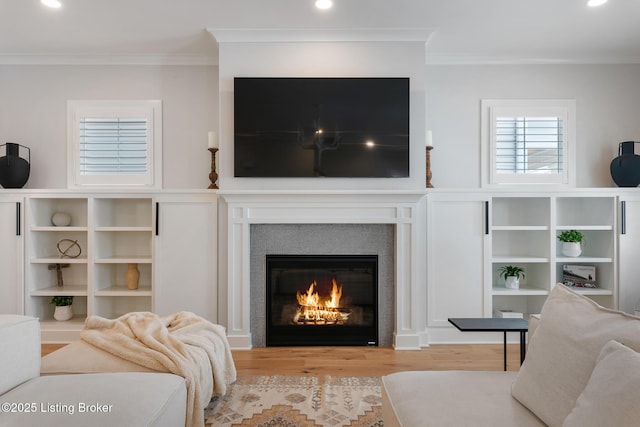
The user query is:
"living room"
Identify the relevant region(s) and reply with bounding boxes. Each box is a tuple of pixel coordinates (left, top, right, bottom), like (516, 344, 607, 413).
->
(2, 1, 640, 426)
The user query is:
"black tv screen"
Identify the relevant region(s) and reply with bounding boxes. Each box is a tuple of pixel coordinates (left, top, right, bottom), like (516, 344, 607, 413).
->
(234, 77, 409, 178)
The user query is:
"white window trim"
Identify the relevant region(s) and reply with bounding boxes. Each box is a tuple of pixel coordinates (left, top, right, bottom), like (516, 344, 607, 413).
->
(481, 99, 576, 188)
(67, 100, 162, 189)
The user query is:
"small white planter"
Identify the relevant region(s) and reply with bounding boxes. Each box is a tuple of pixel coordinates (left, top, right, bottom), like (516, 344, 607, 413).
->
(505, 276, 520, 289)
(53, 305, 73, 321)
(562, 241, 582, 257)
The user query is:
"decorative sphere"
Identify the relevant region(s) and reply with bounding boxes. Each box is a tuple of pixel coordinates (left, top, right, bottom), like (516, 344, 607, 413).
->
(51, 212, 72, 227)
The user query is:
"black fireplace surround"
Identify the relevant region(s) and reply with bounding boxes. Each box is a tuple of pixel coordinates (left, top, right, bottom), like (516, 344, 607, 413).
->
(266, 254, 378, 346)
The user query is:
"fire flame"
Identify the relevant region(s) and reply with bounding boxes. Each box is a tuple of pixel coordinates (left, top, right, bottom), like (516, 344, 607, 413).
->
(293, 278, 350, 324)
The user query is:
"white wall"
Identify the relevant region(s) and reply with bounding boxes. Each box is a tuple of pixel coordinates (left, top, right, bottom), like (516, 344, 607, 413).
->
(425, 64, 640, 188)
(2, 61, 639, 190)
(0, 64, 218, 189)
(217, 41, 427, 191)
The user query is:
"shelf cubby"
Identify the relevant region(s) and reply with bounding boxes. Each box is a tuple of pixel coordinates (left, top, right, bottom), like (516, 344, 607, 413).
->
(93, 296, 151, 319)
(93, 198, 153, 228)
(28, 197, 88, 228)
(492, 229, 549, 260)
(492, 197, 550, 227)
(555, 197, 615, 228)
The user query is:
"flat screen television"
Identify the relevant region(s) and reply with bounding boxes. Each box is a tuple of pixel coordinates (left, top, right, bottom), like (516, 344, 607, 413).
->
(233, 77, 409, 178)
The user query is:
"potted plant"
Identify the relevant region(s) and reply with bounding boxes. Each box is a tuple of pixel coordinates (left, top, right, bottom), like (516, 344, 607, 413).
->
(557, 230, 584, 257)
(50, 296, 74, 321)
(497, 265, 525, 289)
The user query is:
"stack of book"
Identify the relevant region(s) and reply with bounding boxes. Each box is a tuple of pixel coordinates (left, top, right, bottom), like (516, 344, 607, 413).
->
(493, 309, 524, 319)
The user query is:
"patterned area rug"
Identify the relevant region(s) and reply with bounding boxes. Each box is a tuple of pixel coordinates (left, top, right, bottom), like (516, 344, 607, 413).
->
(204, 375, 383, 426)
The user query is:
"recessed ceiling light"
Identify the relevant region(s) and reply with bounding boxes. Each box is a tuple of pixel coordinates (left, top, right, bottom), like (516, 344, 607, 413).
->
(315, 0, 333, 10)
(41, 0, 62, 8)
(587, 0, 608, 7)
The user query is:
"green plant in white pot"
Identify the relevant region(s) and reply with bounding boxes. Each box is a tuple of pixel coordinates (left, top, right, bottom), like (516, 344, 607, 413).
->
(498, 265, 525, 289)
(557, 230, 584, 257)
(50, 296, 74, 321)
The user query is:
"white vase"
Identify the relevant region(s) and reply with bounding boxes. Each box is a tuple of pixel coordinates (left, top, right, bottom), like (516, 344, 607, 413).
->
(53, 305, 73, 321)
(505, 276, 520, 289)
(562, 241, 582, 257)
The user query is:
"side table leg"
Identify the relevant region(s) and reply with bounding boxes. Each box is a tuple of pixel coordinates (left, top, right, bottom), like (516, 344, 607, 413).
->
(520, 331, 526, 365)
(503, 331, 507, 371)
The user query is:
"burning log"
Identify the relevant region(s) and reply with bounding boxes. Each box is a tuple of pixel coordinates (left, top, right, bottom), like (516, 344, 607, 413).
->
(292, 278, 351, 325)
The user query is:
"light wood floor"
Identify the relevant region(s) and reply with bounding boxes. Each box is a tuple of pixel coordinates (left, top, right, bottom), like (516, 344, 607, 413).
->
(42, 344, 523, 376)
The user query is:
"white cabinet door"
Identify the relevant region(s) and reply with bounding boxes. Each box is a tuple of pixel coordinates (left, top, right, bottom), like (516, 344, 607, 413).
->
(619, 197, 640, 314)
(0, 198, 23, 314)
(427, 194, 489, 328)
(154, 195, 217, 321)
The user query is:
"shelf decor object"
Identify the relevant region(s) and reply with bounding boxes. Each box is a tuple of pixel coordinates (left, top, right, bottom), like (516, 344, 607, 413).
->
(0, 142, 30, 188)
(208, 148, 219, 189)
(498, 265, 525, 290)
(126, 263, 140, 290)
(557, 230, 584, 257)
(50, 296, 74, 321)
(208, 131, 219, 189)
(48, 239, 82, 287)
(610, 141, 640, 187)
(426, 130, 434, 188)
(51, 212, 71, 226)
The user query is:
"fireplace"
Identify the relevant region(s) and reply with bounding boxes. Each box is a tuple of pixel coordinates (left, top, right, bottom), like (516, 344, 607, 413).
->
(266, 254, 378, 346)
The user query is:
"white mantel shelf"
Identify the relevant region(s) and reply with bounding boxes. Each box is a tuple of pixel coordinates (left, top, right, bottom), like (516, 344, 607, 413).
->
(218, 190, 428, 350)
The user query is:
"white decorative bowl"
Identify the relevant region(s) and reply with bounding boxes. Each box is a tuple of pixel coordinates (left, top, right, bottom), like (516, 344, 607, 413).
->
(51, 212, 72, 227)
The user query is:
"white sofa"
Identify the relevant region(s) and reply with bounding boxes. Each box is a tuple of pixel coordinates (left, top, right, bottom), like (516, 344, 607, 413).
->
(382, 285, 640, 427)
(0, 315, 187, 427)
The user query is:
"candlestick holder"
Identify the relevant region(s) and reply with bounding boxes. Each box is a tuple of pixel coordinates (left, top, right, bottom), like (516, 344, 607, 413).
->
(426, 146, 434, 188)
(208, 148, 219, 189)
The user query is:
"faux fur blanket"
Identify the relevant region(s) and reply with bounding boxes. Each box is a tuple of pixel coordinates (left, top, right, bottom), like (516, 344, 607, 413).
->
(80, 311, 237, 427)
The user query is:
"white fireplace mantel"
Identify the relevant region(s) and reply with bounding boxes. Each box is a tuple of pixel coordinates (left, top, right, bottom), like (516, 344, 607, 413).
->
(218, 190, 428, 350)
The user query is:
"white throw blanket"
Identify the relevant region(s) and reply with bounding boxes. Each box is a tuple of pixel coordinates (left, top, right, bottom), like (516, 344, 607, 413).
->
(80, 311, 237, 427)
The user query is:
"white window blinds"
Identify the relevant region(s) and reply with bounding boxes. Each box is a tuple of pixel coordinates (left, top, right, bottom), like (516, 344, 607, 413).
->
(67, 100, 162, 189)
(495, 116, 564, 174)
(481, 99, 575, 187)
(79, 117, 148, 175)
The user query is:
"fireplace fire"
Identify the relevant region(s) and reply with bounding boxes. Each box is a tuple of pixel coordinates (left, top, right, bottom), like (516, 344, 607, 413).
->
(293, 279, 350, 325)
(266, 254, 378, 346)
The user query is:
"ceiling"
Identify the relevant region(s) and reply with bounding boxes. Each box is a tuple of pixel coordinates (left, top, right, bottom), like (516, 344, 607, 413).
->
(1, 0, 639, 64)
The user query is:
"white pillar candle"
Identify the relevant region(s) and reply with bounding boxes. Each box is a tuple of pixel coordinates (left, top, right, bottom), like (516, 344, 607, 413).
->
(208, 131, 218, 149)
(426, 130, 433, 148)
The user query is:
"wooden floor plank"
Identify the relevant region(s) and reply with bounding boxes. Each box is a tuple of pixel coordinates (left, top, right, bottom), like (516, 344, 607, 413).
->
(43, 344, 524, 376)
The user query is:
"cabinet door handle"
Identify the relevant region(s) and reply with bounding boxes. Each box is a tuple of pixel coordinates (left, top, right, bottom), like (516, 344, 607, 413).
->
(16, 202, 21, 236)
(155, 202, 159, 236)
(484, 201, 490, 235)
(621, 200, 627, 235)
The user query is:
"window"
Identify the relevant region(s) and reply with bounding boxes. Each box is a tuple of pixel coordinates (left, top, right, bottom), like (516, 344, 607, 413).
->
(481, 99, 575, 187)
(67, 100, 162, 188)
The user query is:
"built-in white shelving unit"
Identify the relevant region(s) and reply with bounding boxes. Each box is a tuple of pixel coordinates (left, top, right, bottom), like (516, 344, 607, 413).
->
(25, 195, 154, 341)
(488, 194, 616, 318)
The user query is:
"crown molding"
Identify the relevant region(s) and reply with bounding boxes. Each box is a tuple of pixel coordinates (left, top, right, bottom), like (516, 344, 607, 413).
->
(425, 53, 640, 65)
(0, 53, 218, 66)
(208, 27, 434, 43)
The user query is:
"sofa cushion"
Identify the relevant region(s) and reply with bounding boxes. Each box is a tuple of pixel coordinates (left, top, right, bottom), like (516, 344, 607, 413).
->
(0, 315, 40, 395)
(562, 340, 640, 427)
(382, 371, 545, 427)
(0, 372, 187, 427)
(41, 340, 159, 375)
(511, 284, 640, 427)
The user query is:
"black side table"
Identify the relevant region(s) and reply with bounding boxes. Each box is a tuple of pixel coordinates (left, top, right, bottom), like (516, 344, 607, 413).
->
(448, 317, 529, 371)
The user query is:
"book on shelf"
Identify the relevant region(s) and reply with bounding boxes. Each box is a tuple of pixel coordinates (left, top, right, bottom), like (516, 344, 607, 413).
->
(493, 309, 524, 319)
(562, 264, 597, 289)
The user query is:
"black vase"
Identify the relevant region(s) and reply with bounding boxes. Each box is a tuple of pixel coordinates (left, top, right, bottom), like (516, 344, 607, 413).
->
(610, 141, 640, 187)
(0, 143, 31, 189)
